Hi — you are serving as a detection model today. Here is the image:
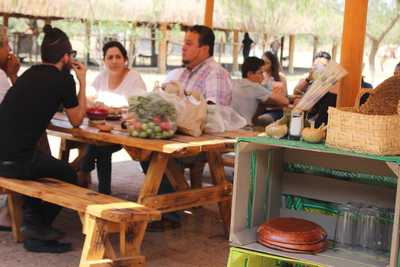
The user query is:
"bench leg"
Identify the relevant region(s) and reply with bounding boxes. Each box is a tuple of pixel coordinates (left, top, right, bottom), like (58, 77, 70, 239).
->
(7, 192, 23, 242)
(80, 216, 108, 267)
(80, 216, 146, 267)
(120, 221, 147, 258)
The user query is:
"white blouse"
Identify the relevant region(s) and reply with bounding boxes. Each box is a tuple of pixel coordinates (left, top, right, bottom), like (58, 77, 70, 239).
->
(0, 69, 11, 103)
(88, 69, 147, 107)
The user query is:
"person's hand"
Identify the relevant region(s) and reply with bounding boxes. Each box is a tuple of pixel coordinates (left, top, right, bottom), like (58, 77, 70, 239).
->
(271, 81, 285, 94)
(5, 54, 20, 79)
(71, 60, 87, 85)
(292, 95, 302, 106)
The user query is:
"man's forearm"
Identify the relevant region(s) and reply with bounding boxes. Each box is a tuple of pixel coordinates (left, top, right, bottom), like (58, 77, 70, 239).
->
(77, 81, 87, 114)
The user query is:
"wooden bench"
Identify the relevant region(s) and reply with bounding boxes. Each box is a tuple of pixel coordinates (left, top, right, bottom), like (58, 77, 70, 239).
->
(0, 177, 161, 267)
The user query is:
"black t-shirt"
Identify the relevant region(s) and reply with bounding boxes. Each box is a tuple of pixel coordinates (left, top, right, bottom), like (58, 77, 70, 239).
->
(0, 65, 78, 161)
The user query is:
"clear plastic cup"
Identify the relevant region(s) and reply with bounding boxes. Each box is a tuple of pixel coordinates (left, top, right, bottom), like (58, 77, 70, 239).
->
(379, 208, 394, 253)
(335, 203, 358, 248)
(355, 206, 380, 251)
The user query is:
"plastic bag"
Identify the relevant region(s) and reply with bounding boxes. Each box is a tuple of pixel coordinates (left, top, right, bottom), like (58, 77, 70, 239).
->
(219, 105, 247, 131)
(204, 105, 226, 133)
(158, 81, 207, 137)
(204, 105, 247, 133)
(126, 93, 177, 139)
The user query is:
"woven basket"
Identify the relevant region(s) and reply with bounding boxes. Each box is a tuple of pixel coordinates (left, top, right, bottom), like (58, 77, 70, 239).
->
(326, 75, 400, 155)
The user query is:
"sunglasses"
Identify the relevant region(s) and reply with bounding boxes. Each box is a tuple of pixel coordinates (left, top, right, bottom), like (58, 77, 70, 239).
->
(68, 50, 77, 59)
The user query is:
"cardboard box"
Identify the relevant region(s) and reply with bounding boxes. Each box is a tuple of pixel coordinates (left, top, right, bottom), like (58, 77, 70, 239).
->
(229, 139, 400, 267)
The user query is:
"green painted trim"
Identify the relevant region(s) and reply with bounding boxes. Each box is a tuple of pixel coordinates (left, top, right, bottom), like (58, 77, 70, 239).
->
(238, 137, 400, 164)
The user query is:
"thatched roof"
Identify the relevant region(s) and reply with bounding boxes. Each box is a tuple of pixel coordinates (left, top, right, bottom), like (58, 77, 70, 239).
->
(0, 0, 318, 34)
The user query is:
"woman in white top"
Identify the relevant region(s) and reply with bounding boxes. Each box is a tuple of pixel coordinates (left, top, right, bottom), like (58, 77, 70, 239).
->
(256, 51, 289, 125)
(80, 41, 146, 194)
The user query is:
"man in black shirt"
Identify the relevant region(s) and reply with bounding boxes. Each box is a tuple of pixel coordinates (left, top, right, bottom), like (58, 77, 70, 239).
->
(0, 25, 87, 253)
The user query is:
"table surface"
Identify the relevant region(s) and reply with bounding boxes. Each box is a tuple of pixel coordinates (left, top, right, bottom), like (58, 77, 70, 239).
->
(49, 113, 258, 156)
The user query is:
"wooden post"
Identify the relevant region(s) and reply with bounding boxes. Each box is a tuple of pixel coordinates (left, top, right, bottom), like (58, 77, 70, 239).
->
(150, 27, 157, 67)
(85, 20, 91, 65)
(280, 36, 285, 65)
(128, 22, 137, 68)
(288, 34, 296, 74)
(204, 0, 215, 27)
(158, 23, 168, 74)
(312, 35, 319, 60)
(3, 15, 9, 27)
(44, 18, 51, 26)
(232, 30, 239, 74)
(337, 0, 369, 107)
(331, 41, 338, 62)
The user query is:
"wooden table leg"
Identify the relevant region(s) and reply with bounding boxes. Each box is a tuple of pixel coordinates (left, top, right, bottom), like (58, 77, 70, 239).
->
(165, 159, 189, 191)
(207, 151, 232, 236)
(138, 152, 169, 204)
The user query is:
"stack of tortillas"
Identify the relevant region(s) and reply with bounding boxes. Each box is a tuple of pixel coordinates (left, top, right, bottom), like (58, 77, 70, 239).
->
(257, 217, 328, 254)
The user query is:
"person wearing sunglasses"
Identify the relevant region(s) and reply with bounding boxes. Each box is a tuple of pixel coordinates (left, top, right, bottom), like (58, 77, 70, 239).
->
(0, 24, 87, 253)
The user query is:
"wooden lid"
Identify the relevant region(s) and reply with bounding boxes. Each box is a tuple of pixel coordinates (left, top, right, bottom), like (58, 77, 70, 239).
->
(257, 217, 327, 245)
(259, 238, 328, 254)
(258, 236, 327, 252)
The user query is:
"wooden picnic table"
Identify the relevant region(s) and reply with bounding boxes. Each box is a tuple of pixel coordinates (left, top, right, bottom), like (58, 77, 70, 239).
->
(48, 113, 258, 234)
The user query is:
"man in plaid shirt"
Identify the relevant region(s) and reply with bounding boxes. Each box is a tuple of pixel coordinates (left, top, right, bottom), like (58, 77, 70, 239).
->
(165, 25, 232, 106)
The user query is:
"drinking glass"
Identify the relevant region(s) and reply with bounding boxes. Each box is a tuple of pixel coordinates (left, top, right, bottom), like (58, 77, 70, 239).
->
(335, 203, 358, 248)
(355, 206, 380, 251)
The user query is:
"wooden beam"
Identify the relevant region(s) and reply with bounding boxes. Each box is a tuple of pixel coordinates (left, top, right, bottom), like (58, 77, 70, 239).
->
(142, 184, 231, 212)
(204, 0, 215, 27)
(312, 35, 319, 60)
(288, 34, 296, 74)
(232, 30, 239, 73)
(331, 41, 338, 62)
(44, 18, 51, 25)
(3, 15, 9, 27)
(158, 23, 168, 74)
(85, 21, 91, 65)
(338, 0, 369, 107)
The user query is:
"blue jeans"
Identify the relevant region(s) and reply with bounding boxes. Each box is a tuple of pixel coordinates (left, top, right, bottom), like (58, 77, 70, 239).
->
(80, 144, 122, 194)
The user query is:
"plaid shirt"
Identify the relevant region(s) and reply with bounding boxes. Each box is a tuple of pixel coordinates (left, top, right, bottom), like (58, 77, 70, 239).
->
(165, 57, 232, 105)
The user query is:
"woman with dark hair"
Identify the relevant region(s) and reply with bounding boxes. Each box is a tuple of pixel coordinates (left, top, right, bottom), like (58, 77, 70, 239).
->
(254, 51, 289, 125)
(79, 41, 146, 194)
(262, 51, 287, 93)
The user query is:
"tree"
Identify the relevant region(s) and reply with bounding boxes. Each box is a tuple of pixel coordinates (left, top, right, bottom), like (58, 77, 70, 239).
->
(366, 0, 400, 78)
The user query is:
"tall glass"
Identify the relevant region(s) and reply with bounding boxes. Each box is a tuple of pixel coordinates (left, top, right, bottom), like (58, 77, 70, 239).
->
(355, 206, 380, 251)
(335, 203, 358, 248)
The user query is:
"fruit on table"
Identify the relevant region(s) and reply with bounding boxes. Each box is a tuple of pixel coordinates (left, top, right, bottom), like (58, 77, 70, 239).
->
(126, 117, 176, 139)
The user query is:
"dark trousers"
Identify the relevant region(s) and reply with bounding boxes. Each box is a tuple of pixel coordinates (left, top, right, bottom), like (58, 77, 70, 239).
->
(80, 144, 122, 194)
(0, 150, 77, 227)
